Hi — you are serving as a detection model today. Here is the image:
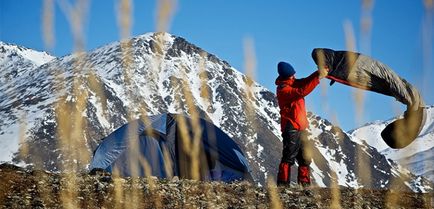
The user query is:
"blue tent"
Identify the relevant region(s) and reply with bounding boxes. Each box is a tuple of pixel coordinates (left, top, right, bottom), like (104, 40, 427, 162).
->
(89, 113, 253, 182)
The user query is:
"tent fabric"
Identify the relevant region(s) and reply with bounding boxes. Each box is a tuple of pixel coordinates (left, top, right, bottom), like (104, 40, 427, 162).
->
(89, 115, 171, 177)
(311, 48, 426, 149)
(89, 113, 253, 182)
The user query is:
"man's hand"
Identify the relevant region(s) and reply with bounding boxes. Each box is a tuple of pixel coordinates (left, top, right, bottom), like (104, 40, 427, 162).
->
(318, 66, 329, 79)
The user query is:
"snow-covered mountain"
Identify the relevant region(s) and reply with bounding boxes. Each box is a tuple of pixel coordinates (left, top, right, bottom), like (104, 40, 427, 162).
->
(349, 106, 434, 182)
(0, 42, 54, 164)
(0, 33, 431, 192)
(0, 42, 54, 84)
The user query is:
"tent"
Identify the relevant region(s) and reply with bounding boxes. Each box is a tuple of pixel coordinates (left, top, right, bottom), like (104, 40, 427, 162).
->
(89, 113, 253, 182)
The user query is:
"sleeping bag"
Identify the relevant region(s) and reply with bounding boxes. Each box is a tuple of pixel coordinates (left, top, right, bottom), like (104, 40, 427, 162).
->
(311, 48, 426, 149)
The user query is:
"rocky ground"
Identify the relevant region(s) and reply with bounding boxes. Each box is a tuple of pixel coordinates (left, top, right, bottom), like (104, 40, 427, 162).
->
(0, 164, 432, 209)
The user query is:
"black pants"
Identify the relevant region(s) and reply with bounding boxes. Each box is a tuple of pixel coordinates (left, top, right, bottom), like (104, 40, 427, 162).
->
(281, 125, 312, 166)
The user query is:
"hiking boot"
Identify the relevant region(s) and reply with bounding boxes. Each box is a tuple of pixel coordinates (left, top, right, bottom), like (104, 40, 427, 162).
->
(277, 162, 291, 186)
(277, 180, 291, 186)
(297, 165, 311, 186)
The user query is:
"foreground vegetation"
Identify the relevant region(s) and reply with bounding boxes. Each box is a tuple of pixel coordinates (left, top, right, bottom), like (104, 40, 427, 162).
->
(0, 164, 431, 209)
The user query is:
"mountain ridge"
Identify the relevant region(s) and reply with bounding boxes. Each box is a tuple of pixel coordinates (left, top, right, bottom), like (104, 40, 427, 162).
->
(349, 106, 434, 182)
(0, 32, 431, 192)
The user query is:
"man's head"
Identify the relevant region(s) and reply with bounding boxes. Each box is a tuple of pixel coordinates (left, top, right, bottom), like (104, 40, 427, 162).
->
(278, 62, 296, 79)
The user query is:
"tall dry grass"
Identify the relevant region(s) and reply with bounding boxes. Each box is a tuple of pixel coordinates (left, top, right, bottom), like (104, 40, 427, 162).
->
(420, 5, 432, 209)
(341, 1, 374, 207)
(42, 0, 55, 51)
(29, 0, 433, 208)
(242, 36, 261, 176)
(156, 0, 177, 32)
(52, 0, 91, 208)
(343, 18, 373, 208)
(243, 37, 286, 207)
(423, 0, 433, 99)
(329, 173, 342, 209)
(267, 178, 283, 209)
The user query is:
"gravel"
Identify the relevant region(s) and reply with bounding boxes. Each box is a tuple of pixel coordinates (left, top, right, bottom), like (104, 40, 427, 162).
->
(0, 163, 432, 209)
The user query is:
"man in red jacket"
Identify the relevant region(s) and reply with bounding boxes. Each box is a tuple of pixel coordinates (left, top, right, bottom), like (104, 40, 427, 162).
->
(276, 61, 328, 186)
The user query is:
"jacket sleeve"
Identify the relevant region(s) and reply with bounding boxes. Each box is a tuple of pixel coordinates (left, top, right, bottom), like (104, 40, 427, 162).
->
(279, 71, 320, 101)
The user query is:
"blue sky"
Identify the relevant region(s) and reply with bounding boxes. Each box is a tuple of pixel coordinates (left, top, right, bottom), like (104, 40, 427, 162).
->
(1, 0, 433, 131)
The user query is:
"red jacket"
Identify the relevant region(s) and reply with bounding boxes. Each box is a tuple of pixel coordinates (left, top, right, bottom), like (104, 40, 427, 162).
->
(276, 71, 320, 131)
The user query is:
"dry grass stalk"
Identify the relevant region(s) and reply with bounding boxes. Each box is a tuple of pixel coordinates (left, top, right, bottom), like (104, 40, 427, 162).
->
(55, 78, 89, 209)
(87, 72, 108, 119)
(243, 37, 256, 118)
(199, 51, 212, 110)
(156, 0, 177, 32)
(161, 145, 174, 179)
(42, 0, 55, 51)
(425, 0, 433, 10)
(168, 51, 214, 182)
(267, 178, 283, 209)
(385, 188, 400, 209)
(197, 51, 224, 204)
(314, 45, 332, 120)
(117, 0, 135, 88)
(344, 20, 364, 99)
(361, 0, 374, 55)
(315, 46, 332, 122)
(116, 1, 155, 206)
(243, 37, 279, 207)
(114, 0, 179, 204)
(118, 0, 132, 40)
(423, 0, 433, 100)
(126, 121, 140, 177)
(139, 155, 162, 208)
(343, 19, 373, 207)
(330, 173, 342, 209)
(18, 112, 28, 162)
(120, 39, 135, 88)
(176, 69, 203, 181)
(58, 0, 89, 52)
(344, 19, 373, 190)
(358, 0, 374, 126)
(116, 2, 150, 205)
(420, 2, 433, 207)
(112, 174, 125, 208)
(55, 0, 91, 207)
(243, 37, 261, 179)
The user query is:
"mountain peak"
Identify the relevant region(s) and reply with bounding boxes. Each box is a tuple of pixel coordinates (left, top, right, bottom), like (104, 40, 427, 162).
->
(0, 41, 54, 66)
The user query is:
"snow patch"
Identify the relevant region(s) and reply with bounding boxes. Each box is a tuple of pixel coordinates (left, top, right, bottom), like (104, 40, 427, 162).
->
(0, 123, 21, 163)
(310, 161, 326, 187)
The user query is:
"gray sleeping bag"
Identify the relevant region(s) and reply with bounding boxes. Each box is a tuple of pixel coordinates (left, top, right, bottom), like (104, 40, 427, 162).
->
(311, 48, 426, 149)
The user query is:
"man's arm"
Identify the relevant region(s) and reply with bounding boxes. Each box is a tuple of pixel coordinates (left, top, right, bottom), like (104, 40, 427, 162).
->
(279, 71, 320, 101)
